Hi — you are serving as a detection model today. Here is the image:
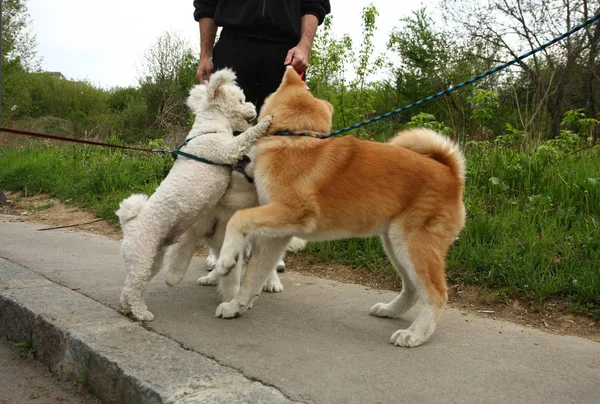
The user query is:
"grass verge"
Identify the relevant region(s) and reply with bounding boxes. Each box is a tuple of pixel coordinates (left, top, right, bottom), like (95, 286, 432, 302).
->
(0, 141, 598, 319)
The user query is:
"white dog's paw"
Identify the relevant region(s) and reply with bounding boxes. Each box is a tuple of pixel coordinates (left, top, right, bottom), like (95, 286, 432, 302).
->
(165, 271, 185, 287)
(390, 329, 425, 348)
(130, 307, 155, 322)
(197, 272, 219, 286)
(263, 275, 283, 293)
(215, 299, 245, 319)
(205, 252, 217, 271)
(370, 302, 398, 318)
(119, 296, 131, 314)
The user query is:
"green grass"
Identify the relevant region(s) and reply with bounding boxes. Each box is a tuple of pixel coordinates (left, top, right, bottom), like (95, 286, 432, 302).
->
(0, 144, 172, 224)
(14, 340, 36, 359)
(0, 141, 598, 319)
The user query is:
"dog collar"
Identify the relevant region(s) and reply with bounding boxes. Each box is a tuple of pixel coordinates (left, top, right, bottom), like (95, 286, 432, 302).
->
(273, 129, 328, 139)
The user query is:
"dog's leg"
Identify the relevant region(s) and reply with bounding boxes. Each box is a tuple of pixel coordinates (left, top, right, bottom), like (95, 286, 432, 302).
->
(164, 221, 206, 286)
(198, 215, 228, 286)
(370, 232, 418, 318)
(216, 203, 309, 275)
(216, 236, 290, 318)
(218, 253, 243, 301)
(263, 268, 283, 293)
(120, 239, 165, 321)
(372, 224, 449, 347)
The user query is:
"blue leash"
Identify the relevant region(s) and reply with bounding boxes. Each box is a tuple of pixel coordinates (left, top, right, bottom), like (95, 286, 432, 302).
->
(278, 13, 600, 140)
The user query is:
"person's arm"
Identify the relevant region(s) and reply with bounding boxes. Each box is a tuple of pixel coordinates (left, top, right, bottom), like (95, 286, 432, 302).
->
(285, 1, 331, 73)
(197, 18, 218, 82)
(284, 15, 319, 73)
(194, 0, 219, 82)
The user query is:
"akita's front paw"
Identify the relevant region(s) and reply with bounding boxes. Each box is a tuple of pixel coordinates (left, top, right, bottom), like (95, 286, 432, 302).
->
(216, 255, 237, 276)
(370, 302, 397, 318)
(215, 299, 246, 319)
(197, 270, 219, 286)
(198, 274, 219, 286)
(390, 329, 426, 348)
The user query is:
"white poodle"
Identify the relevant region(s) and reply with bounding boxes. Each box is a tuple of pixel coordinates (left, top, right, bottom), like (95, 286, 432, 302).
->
(116, 69, 272, 321)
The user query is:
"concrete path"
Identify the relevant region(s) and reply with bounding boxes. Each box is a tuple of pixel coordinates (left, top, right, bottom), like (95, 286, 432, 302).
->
(1, 215, 599, 404)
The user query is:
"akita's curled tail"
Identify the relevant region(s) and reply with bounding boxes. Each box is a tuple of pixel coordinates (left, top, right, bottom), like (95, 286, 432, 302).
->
(116, 194, 148, 227)
(389, 128, 466, 182)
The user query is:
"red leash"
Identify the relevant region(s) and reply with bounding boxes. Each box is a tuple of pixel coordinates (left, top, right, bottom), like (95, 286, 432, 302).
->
(299, 71, 310, 91)
(0, 126, 159, 153)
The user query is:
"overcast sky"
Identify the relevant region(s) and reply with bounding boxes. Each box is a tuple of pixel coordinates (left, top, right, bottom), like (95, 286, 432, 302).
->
(28, 1, 426, 89)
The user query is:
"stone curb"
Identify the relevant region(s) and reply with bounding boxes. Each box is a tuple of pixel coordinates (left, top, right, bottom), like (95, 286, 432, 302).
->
(0, 259, 296, 404)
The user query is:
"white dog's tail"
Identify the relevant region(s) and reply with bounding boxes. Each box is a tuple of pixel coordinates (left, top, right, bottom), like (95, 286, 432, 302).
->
(286, 237, 307, 253)
(116, 194, 148, 227)
(388, 128, 466, 183)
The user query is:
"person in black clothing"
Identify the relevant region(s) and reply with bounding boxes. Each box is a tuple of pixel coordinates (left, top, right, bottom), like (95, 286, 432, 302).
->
(193, 0, 330, 273)
(193, 0, 331, 111)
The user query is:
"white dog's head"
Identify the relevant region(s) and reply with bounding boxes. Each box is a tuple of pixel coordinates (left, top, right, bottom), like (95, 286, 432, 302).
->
(187, 69, 257, 132)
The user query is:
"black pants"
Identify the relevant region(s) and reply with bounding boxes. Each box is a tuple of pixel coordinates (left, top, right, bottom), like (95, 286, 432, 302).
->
(212, 35, 293, 112)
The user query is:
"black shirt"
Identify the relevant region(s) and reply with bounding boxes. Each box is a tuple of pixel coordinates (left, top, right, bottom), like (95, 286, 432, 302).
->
(193, 0, 331, 43)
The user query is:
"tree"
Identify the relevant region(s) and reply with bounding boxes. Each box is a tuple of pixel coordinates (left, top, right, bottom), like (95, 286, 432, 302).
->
(388, 8, 503, 140)
(441, 0, 600, 138)
(1, 0, 39, 121)
(137, 32, 198, 131)
(1, 0, 38, 69)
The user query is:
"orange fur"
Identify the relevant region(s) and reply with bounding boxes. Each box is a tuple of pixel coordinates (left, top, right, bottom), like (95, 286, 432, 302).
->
(219, 66, 466, 347)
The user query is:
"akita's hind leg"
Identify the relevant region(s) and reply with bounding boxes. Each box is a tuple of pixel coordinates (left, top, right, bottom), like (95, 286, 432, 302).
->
(370, 233, 418, 318)
(371, 224, 449, 347)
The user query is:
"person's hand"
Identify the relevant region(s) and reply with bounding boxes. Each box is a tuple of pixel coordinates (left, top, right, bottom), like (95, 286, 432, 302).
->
(197, 57, 213, 83)
(284, 43, 310, 73)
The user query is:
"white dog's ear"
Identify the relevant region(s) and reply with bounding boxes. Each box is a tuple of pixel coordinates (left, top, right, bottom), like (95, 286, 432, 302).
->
(207, 69, 237, 100)
(187, 85, 207, 113)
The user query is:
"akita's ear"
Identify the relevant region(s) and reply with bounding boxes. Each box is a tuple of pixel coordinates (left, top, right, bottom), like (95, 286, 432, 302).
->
(207, 68, 237, 99)
(281, 66, 304, 87)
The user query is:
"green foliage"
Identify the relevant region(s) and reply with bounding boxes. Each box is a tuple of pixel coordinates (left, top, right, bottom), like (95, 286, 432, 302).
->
(495, 123, 525, 149)
(137, 32, 198, 132)
(14, 340, 36, 359)
(0, 145, 172, 222)
(1, 0, 38, 68)
(561, 109, 599, 141)
(405, 112, 451, 135)
(468, 89, 499, 124)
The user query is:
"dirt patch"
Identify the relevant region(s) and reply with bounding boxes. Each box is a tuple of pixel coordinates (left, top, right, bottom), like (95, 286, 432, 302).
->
(2, 191, 599, 343)
(0, 191, 121, 239)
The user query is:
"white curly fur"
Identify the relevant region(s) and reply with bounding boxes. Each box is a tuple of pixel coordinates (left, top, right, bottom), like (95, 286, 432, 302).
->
(116, 69, 272, 321)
